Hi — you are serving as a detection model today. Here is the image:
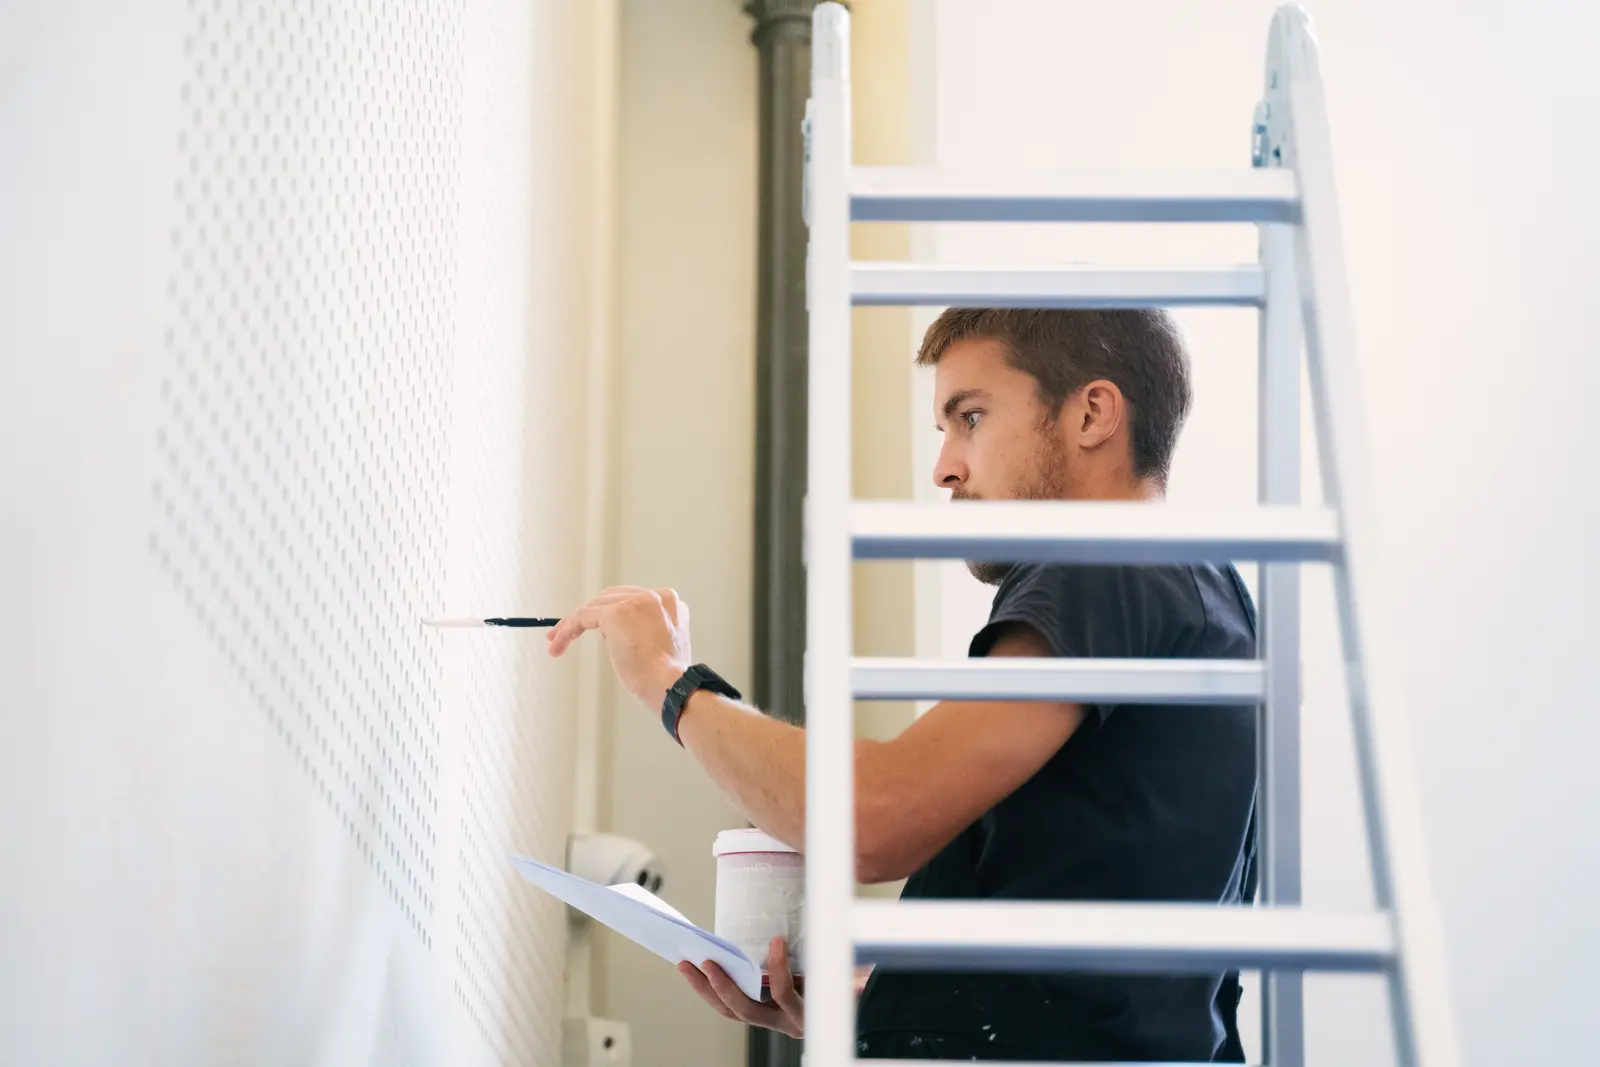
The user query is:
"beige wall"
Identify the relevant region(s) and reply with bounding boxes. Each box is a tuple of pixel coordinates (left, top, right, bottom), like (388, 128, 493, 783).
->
(595, 2, 756, 1065)
(586, 2, 914, 1063)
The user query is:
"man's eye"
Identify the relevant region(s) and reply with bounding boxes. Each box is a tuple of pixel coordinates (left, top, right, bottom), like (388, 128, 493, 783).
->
(960, 411, 981, 429)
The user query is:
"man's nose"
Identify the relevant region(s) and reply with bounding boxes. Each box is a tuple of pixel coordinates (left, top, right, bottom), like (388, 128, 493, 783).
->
(932, 445, 965, 489)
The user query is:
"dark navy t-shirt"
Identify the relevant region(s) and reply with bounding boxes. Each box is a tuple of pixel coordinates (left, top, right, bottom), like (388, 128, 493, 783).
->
(855, 562, 1260, 1062)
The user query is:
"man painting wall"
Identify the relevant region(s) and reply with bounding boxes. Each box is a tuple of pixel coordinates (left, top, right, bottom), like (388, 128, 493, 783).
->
(548, 308, 1259, 1062)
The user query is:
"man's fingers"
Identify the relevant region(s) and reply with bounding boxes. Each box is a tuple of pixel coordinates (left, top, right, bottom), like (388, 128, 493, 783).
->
(656, 587, 690, 627)
(545, 593, 631, 656)
(765, 937, 803, 1022)
(550, 588, 667, 657)
(545, 606, 601, 657)
(678, 962, 738, 1020)
(702, 960, 782, 1028)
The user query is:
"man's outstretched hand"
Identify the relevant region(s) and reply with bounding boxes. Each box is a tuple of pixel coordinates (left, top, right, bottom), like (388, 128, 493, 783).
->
(545, 586, 693, 712)
(678, 937, 803, 1039)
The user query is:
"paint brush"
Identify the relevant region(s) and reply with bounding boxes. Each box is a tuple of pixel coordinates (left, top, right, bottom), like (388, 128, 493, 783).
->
(421, 616, 562, 629)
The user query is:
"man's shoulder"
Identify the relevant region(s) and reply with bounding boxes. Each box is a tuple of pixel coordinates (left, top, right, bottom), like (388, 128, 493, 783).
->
(994, 562, 1215, 612)
(978, 563, 1234, 661)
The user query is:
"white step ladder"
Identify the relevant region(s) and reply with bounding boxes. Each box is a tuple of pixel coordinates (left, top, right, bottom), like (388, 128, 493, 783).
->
(800, 5, 1461, 1066)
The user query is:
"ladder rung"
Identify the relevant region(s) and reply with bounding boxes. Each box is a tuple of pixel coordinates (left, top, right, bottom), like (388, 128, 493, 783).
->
(850, 166, 1301, 224)
(852, 657, 1265, 703)
(851, 502, 1340, 564)
(853, 900, 1395, 974)
(850, 264, 1265, 308)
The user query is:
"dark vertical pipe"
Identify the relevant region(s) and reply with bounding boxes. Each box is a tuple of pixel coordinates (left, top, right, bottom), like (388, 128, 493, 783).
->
(744, 4, 830, 1067)
(747, 0, 819, 732)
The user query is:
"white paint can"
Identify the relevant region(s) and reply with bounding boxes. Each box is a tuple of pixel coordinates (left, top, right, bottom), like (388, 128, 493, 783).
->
(712, 828, 805, 980)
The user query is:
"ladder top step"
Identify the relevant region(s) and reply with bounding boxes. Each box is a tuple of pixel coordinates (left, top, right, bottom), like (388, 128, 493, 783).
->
(850, 166, 1301, 224)
(850, 501, 1340, 565)
(852, 657, 1266, 704)
(852, 899, 1396, 974)
(850, 263, 1266, 309)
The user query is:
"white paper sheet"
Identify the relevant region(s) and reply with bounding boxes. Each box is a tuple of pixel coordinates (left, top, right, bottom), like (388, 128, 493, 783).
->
(508, 853, 764, 1000)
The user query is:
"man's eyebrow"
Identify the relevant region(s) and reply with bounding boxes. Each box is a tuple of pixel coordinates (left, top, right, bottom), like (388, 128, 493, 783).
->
(940, 388, 988, 421)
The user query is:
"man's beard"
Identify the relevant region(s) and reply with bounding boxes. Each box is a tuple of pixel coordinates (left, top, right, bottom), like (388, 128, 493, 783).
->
(955, 433, 1072, 587)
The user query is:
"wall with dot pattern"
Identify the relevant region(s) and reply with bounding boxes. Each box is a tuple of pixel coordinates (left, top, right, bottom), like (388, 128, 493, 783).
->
(0, 1, 604, 1063)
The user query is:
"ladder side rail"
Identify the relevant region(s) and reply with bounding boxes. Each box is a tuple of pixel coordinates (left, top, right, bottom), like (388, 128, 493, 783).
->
(804, 5, 857, 1067)
(1257, 213, 1307, 1067)
(1281, 11, 1462, 1066)
(1256, 26, 1311, 1059)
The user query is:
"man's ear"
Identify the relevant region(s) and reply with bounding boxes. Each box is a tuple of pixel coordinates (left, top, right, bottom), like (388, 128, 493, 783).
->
(1075, 380, 1125, 450)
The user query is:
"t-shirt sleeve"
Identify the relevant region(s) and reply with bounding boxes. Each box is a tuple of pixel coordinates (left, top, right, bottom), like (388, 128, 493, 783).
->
(968, 564, 1197, 724)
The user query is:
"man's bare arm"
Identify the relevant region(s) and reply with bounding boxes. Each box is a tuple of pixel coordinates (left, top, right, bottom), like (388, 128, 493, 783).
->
(675, 622, 1086, 882)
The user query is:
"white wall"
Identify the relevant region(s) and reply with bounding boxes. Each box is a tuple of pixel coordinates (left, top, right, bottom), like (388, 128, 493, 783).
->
(913, 2, 1600, 1064)
(0, 1, 611, 1063)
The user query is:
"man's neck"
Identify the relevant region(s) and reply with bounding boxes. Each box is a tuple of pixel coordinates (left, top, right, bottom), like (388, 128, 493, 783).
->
(1068, 478, 1165, 503)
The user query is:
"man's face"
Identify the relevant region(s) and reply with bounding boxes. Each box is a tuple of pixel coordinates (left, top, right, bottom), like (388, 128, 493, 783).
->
(930, 338, 1073, 585)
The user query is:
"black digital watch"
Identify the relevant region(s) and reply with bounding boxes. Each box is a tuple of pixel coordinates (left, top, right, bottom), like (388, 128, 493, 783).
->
(661, 663, 741, 745)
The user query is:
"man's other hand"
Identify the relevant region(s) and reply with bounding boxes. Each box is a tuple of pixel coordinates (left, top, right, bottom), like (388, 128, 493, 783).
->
(678, 937, 803, 1039)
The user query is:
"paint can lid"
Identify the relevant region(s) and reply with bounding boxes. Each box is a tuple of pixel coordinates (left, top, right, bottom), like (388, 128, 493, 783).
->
(712, 828, 799, 858)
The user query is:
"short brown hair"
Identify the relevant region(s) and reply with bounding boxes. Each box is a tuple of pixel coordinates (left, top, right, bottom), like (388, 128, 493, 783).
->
(916, 308, 1192, 489)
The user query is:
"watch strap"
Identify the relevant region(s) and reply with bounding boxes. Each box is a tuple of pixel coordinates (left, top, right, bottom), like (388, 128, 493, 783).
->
(661, 663, 741, 745)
